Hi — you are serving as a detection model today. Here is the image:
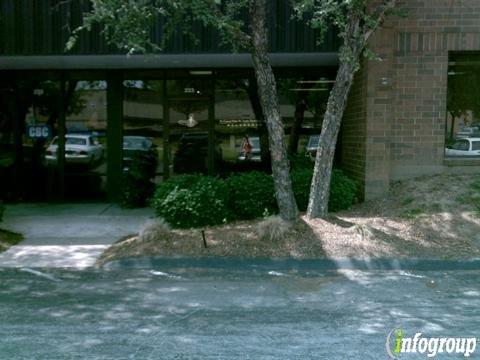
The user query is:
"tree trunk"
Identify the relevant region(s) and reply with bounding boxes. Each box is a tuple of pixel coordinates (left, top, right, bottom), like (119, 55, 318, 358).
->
(306, 57, 358, 219)
(250, 0, 298, 221)
(449, 111, 456, 142)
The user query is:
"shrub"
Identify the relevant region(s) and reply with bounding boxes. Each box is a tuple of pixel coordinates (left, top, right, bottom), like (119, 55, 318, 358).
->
(289, 153, 314, 172)
(0, 202, 4, 223)
(291, 169, 313, 212)
(151, 175, 230, 228)
(225, 171, 277, 220)
(256, 215, 291, 241)
(121, 152, 157, 208)
(329, 170, 358, 212)
(139, 219, 171, 243)
(291, 168, 358, 212)
(122, 176, 155, 208)
(151, 174, 203, 202)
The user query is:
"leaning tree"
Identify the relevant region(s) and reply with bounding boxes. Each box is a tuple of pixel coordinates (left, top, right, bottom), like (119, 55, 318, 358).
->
(295, 0, 400, 218)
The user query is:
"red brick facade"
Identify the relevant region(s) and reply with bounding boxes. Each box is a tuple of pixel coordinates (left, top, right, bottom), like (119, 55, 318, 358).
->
(342, 0, 480, 200)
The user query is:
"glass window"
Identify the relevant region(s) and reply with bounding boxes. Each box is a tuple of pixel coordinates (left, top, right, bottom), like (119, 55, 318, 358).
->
(17, 80, 61, 200)
(215, 79, 267, 173)
(446, 53, 480, 159)
(0, 79, 17, 200)
(452, 140, 469, 151)
(123, 80, 164, 184)
(277, 77, 331, 155)
(62, 80, 107, 199)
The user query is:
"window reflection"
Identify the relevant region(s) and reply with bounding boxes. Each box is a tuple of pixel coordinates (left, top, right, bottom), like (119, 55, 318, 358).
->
(123, 80, 163, 183)
(278, 77, 330, 156)
(446, 54, 480, 159)
(63, 80, 107, 199)
(215, 79, 268, 173)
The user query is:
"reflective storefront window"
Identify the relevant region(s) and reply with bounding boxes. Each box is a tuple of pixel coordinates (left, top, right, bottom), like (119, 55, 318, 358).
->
(0, 79, 17, 200)
(215, 79, 267, 173)
(123, 80, 164, 184)
(14, 80, 61, 200)
(277, 77, 330, 157)
(167, 79, 211, 175)
(62, 80, 107, 199)
(446, 54, 480, 159)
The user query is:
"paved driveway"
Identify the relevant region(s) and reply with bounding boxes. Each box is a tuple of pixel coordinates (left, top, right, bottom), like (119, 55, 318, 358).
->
(0, 203, 153, 268)
(0, 264, 478, 359)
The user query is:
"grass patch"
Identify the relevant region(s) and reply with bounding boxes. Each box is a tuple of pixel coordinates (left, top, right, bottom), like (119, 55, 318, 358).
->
(400, 197, 415, 206)
(429, 203, 442, 212)
(400, 207, 426, 220)
(470, 179, 480, 191)
(0, 229, 23, 251)
(456, 194, 480, 214)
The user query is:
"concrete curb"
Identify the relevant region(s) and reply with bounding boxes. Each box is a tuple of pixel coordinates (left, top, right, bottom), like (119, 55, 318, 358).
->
(103, 257, 480, 271)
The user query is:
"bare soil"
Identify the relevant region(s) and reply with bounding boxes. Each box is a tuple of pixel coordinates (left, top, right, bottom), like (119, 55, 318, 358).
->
(97, 174, 480, 266)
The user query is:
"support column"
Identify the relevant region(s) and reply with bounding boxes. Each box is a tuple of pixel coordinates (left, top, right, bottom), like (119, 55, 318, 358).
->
(107, 72, 123, 202)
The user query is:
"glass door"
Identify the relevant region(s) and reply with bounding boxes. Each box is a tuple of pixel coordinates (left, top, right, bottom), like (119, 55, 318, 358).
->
(168, 98, 211, 176)
(165, 77, 214, 177)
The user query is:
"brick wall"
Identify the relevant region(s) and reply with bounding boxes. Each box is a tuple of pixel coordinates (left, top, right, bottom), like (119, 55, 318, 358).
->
(341, 60, 368, 197)
(342, 0, 480, 200)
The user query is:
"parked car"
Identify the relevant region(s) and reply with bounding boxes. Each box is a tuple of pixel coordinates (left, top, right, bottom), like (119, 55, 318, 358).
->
(45, 134, 104, 165)
(445, 137, 480, 157)
(237, 136, 261, 162)
(123, 136, 158, 172)
(305, 135, 320, 157)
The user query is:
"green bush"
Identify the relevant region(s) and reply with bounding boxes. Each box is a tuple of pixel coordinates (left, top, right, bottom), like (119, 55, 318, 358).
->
(225, 171, 277, 220)
(151, 175, 230, 228)
(151, 174, 203, 202)
(0, 202, 4, 223)
(329, 169, 358, 212)
(289, 153, 314, 172)
(121, 176, 155, 208)
(291, 169, 313, 211)
(150, 168, 357, 228)
(291, 168, 358, 212)
(121, 152, 157, 208)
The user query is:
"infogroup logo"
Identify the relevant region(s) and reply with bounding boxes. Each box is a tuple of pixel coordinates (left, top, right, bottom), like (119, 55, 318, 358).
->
(385, 329, 477, 358)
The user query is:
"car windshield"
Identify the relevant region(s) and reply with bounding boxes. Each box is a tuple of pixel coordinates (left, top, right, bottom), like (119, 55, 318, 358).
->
(52, 137, 87, 146)
(451, 140, 469, 151)
(123, 137, 149, 150)
(308, 135, 320, 148)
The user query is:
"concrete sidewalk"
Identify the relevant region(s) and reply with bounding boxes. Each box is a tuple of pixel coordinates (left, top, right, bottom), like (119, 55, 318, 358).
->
(0, 203, 153, 268)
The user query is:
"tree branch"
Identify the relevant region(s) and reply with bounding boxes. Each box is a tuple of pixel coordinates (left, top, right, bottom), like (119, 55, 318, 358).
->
(363, 0, 397, 43)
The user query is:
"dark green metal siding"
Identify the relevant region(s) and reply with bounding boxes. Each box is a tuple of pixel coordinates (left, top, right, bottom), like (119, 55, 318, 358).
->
(0, 0, 340, 56)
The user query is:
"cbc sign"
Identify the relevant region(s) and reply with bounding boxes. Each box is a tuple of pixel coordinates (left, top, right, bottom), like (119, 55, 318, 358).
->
(27, 125, 52, 139)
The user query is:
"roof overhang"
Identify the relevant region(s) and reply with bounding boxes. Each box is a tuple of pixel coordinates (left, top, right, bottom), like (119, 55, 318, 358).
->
(0, 53, 338, 70)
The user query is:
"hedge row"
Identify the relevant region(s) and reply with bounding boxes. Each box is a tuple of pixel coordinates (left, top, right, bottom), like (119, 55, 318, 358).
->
(151, 168, 358, 228)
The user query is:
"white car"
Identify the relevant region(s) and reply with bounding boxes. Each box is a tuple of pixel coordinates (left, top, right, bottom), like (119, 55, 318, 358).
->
(445, 137, 480, 157)
(45, 134, 104, 165)
(306, 135, 320, 156)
